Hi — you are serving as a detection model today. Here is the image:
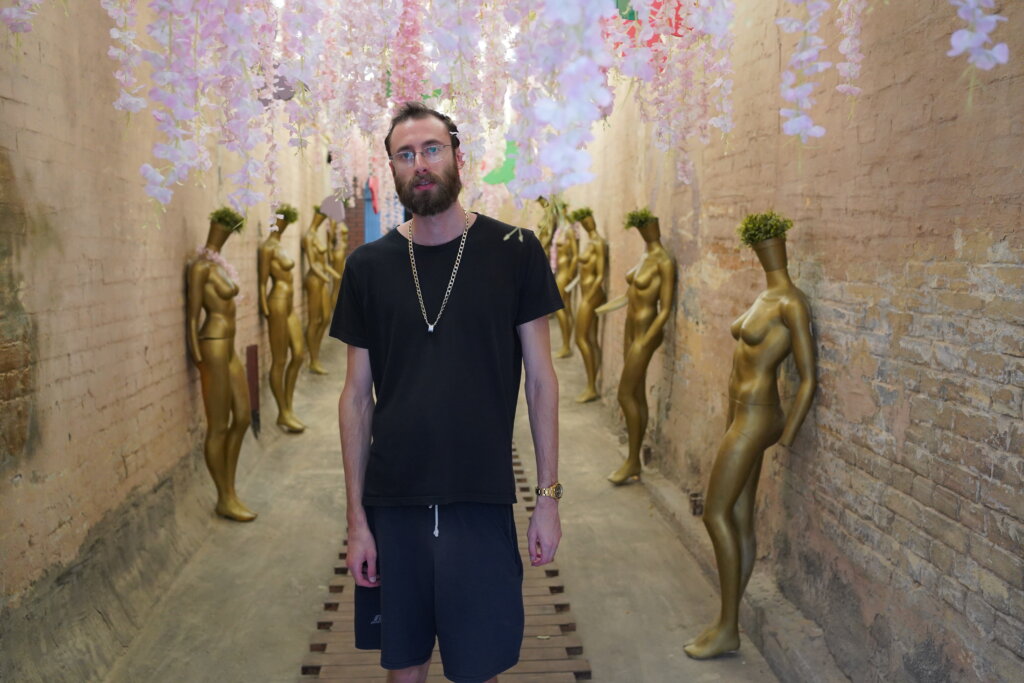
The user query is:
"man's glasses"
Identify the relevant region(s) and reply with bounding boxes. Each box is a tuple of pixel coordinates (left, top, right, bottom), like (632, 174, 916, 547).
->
(389, 144, 452, 167)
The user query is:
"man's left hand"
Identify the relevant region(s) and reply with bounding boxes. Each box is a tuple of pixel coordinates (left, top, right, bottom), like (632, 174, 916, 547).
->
(527, 496, 561, 566)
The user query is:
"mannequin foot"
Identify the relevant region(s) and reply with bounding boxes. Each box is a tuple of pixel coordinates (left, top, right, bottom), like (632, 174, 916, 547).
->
(575, 388, 599, 403)
(277, 413, 306, 433)
(607, 461, 642, 485)
(683, 624, 740, 659)
(555, 347, 572, 359)
(309, 362, 328, 375)
(215, 498, 257, 522)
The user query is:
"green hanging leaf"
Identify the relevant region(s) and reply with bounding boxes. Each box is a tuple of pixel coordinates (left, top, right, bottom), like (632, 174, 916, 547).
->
(616, 0, 636, 21)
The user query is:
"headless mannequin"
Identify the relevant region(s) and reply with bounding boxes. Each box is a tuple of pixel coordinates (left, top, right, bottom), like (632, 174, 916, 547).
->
(684, 237, 816, 659)
(187, 219, 257, 521)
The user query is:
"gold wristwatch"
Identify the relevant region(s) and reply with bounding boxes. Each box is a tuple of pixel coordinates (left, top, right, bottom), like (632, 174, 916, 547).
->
(535, 482, 564, 500)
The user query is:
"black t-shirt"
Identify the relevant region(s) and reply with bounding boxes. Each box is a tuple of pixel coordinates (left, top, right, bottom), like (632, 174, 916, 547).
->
(330, 213, 563, 506)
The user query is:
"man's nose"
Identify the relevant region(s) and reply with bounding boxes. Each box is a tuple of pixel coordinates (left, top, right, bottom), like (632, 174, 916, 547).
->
(413, 153, 431, 172)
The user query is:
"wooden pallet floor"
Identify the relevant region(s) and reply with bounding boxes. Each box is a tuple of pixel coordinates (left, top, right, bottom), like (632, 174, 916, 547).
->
(300, 448, 591, 682)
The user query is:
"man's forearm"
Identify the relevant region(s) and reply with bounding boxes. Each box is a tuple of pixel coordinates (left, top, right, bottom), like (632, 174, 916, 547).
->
(525, 370, 558, 485)
(339, 389, 374, 527)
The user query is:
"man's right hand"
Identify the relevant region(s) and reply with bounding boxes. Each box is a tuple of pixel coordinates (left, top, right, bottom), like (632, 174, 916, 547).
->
(346, 523, 380, 588)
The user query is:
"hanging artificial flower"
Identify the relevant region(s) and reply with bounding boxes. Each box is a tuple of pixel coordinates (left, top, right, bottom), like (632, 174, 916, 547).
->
(0, 0, 42, 33)
(835, 0, 867, 96)
(101, 0, 146, 112)
(947, 0, 1009, 71)
(504, 0, 617, 200)
(390, 0, 427, 105)
(610, 0, 735, 184)
(777, 0, 831, 143)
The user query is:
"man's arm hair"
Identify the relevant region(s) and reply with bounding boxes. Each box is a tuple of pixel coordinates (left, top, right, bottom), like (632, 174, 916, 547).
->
(339, 345, 374, 529)
(519, 316, 558, 485)
(518, 315, 561, 566)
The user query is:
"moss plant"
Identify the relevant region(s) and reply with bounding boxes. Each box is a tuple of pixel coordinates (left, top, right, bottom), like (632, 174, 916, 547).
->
(738, 211, 792, 247)
(209, 206, 245, 232)
(570, 207, 593, 223)
(625, 208, 655, 228)
(275, 203, 299, 225)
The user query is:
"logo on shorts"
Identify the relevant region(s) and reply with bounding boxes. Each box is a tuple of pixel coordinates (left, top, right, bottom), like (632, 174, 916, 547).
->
(371, 614, 382, 625)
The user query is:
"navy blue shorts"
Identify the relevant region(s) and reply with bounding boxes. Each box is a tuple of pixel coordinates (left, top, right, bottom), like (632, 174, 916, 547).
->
(354, 502, 524, 683)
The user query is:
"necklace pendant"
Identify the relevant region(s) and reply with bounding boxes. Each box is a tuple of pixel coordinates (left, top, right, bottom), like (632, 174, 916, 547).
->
(427, 324, 435, 333)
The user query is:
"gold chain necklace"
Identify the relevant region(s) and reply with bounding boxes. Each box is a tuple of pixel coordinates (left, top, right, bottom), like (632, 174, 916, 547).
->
(407, 211, 470, 333)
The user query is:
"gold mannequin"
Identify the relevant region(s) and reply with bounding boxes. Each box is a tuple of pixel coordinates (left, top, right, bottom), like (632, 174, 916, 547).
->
(536, 197, 554, 258)
(187, 213, 257, 522)
(607, 216, 676, 485)
(258, 214, 306, 433)
(574, 214, 608, 402)
(302, 210, 341, 374)
(328, 218, 349, 314)
(553, 222, 579, 358)
(684, 236, 816, 659)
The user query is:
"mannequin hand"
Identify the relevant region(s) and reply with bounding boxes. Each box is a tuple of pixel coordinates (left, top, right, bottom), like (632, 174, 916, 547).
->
(527, 497, 561, 566)
(347, 522, 380, 588)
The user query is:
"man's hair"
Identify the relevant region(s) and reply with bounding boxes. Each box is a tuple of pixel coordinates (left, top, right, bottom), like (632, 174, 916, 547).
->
(384, 101, 461, 156)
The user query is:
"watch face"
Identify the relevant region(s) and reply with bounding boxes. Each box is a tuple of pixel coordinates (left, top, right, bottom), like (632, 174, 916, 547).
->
(553, 483, 563, 498)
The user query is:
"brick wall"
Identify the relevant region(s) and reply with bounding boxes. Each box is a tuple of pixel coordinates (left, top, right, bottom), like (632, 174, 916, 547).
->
(0, 1, 333, 612)
(529, 1, 1022, 680)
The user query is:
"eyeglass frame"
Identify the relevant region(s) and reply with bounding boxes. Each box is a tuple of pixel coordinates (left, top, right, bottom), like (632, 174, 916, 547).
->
(388, 143, 454, 167)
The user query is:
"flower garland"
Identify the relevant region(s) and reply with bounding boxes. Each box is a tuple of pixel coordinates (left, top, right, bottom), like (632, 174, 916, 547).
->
(195, 246, 240, 287)
(1, 2, 1017, 208)
(777, 0, 831, 143)
(137, 0, 208, 205)
(0, 0, 42, 33)
(390, 0, 427, 105)
(835, 0, 866, 96)
(100, 0, 146, 112)
(504, 0, 617, 200)
(947, 0, 1009, 71)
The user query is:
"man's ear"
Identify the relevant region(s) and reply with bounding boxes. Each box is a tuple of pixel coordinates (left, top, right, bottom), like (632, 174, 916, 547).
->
(456, 148, 465, 169)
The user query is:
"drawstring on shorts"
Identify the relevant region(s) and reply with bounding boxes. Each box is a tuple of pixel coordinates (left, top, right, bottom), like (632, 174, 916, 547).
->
(429, 504, 439, 537)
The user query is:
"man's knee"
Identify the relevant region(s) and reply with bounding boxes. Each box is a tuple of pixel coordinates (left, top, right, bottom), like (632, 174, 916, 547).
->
(386, 661, 430, 683)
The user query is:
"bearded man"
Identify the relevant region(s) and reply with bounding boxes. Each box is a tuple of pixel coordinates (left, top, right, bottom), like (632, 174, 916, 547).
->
(331, 101, 563, 683)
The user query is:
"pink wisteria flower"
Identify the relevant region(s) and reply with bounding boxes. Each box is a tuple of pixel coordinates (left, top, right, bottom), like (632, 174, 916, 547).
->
(778, 0, 831, 143)
(0, 0, 42, 33)
(835, 0, 867, 96)
(947, 0, 1009, 71)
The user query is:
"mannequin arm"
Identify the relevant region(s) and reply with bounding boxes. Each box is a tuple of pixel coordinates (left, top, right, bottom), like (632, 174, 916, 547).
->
(257, 247, 271, 317)
(186, 262, 208, 364)
(640, 258, 676, 345)
(778, 296, 817, 446)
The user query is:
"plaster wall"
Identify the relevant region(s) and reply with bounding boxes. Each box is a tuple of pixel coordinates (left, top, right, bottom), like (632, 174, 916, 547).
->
(1, 4, 335, 676)
(505, 1, 1024, 680)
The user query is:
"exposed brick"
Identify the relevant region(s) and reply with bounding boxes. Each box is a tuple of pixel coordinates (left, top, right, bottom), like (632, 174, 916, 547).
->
(993, 612, 1024, 659)
(937, 574, 966, 612)
(929, 458, 980, 503)
(986, 510, 1024, 556)
(968, 539, 1024, 592)
(929, 541, 956, 574)
(953, 408, 1011, 451)
(931, 485, 960, 521)
(964, 592, 997, 638)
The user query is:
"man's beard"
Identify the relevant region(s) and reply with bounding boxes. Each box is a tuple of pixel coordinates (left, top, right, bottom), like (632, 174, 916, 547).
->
(395, 163, 463, 217)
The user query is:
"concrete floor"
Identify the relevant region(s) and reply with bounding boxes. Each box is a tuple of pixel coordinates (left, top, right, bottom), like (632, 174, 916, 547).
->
(104, 327, 778, 682)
